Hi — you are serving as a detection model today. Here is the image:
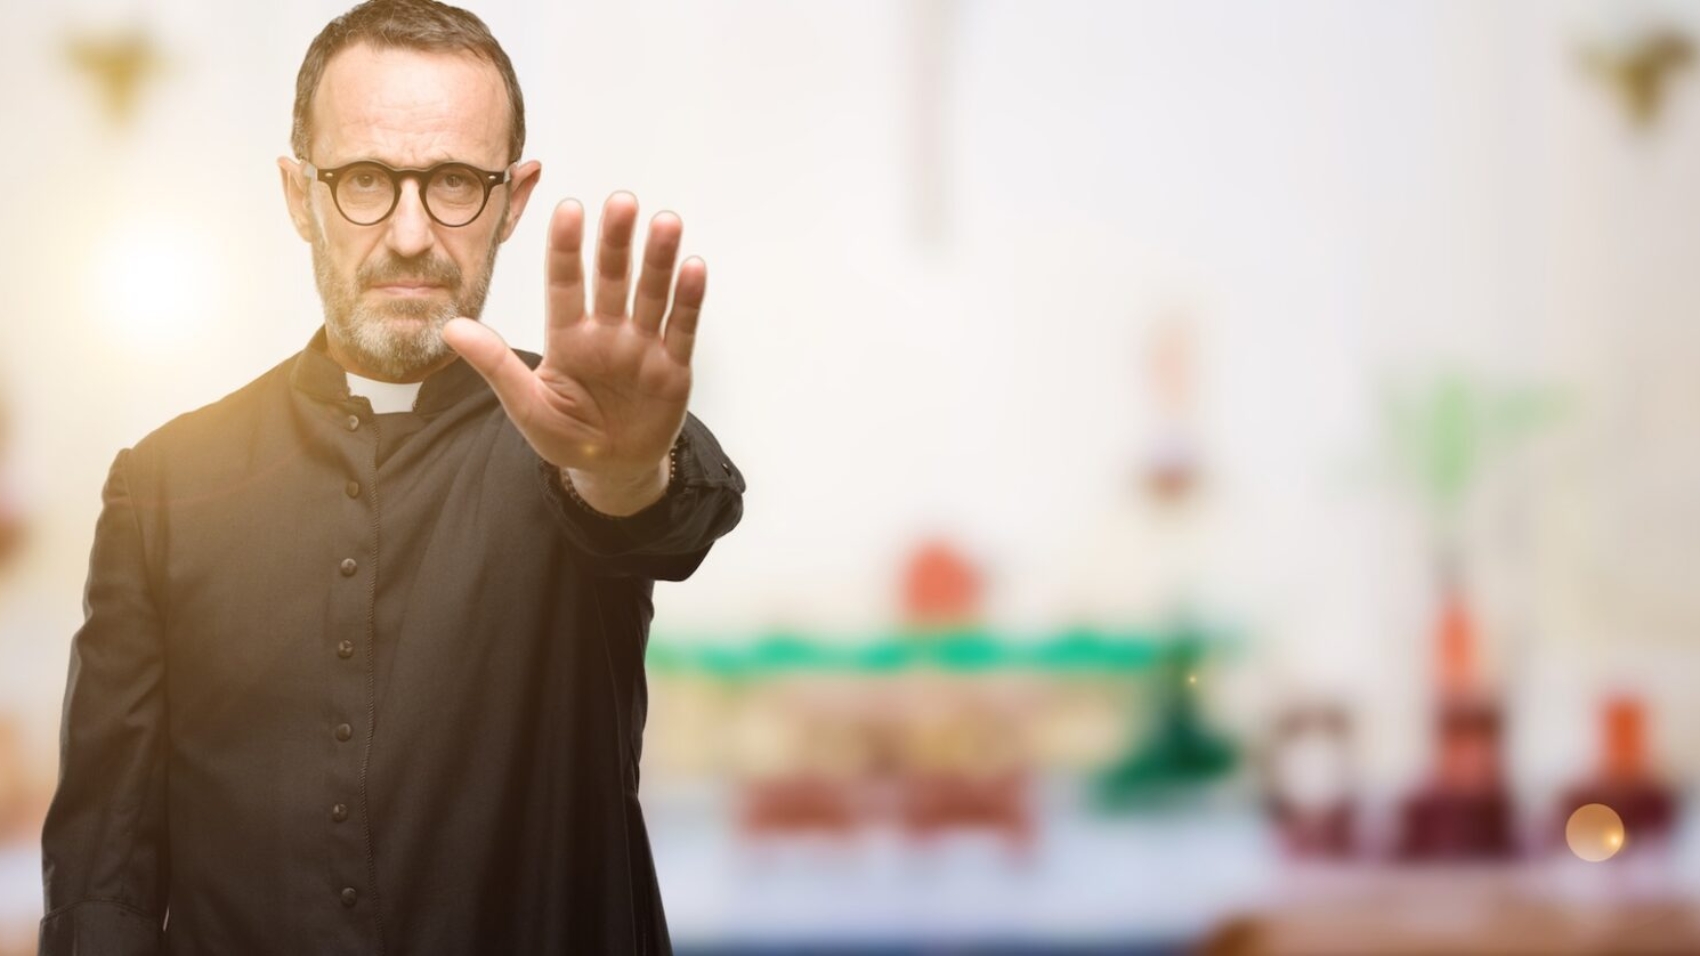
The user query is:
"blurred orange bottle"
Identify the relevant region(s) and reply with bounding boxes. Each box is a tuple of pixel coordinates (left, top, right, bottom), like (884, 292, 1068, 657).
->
(1395, 572, 1516, 860)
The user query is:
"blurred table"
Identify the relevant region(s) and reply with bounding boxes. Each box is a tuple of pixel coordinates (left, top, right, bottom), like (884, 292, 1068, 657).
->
(1206, 863, 1700, 955)
(648, 778, 1274, 949)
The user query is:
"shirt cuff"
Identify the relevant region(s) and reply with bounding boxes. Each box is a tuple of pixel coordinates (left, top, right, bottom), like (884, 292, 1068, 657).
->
(535, 411, 744, 562)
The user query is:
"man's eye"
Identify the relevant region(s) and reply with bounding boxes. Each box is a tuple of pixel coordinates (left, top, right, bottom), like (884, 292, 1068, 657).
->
(353, 173, 380, 189)
(440, 173, 468, 189)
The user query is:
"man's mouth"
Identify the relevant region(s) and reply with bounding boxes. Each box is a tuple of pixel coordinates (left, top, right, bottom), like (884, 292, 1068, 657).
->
(369, 281, 445, 296)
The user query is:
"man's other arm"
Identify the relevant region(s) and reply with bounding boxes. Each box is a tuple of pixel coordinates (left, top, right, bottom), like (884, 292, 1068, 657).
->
(38, 448, 169, 955)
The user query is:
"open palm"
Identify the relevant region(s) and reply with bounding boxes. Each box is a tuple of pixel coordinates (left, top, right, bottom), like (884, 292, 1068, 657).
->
(443, 192, 703, 488)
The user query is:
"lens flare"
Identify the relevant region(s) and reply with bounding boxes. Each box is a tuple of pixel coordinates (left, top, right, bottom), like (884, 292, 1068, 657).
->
(89, 218, 220, 349)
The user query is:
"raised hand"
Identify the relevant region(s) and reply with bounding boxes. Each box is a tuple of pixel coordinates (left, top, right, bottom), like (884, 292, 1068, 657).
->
(443, 192, 705, 515)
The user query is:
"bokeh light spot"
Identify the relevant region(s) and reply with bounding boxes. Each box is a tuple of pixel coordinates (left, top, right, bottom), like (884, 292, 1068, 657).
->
(1566, 803, 1625, 862)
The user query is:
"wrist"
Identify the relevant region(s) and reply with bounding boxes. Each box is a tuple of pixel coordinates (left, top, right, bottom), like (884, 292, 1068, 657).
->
(561, 452, 673, 518)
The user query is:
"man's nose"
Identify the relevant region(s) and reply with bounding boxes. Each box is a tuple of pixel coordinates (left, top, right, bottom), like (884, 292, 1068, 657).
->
(383, 180, 437, 258)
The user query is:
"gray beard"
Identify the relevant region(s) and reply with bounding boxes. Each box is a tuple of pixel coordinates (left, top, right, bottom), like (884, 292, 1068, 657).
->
(311, 229, 501, 381)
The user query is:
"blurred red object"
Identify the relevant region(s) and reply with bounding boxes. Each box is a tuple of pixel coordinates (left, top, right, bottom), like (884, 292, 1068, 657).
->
(1603, 695, 1651, 780)
(1396, 579, 1516, 860)
(1555, 695, 1677, 852)
(738, 775, 862, 838)
(900, 539, 982, 629)
(1436, 578, 1478, 695)
(897, 769, 1033, 852)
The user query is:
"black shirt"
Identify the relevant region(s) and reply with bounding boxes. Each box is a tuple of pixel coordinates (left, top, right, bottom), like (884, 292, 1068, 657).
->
(38, 330, 745, 955)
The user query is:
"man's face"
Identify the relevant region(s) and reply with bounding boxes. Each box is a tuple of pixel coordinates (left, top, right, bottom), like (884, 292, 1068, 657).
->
(279, 43, 540, 381)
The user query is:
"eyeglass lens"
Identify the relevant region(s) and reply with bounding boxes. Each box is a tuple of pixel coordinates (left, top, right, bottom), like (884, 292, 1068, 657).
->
(334, 163, 490, 227)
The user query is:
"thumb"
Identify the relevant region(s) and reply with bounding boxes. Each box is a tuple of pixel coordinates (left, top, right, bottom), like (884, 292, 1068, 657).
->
(442, 317, 538, 424)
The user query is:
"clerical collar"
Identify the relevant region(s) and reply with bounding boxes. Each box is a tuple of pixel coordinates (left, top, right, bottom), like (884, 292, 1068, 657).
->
(290, 327, 489, 415)
(345, 371, 422, 414)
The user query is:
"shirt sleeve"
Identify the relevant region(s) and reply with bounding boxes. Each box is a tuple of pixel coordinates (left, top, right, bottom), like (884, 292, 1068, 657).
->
(537, 411, 745, 580)
(38, 448, 169, 955)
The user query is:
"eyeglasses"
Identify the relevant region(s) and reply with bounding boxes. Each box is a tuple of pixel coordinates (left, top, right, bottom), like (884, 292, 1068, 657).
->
(302, 158, 513, 228)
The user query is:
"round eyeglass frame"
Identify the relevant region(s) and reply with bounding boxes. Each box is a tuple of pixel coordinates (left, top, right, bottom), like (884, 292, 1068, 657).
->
(302, 158, 514, 228)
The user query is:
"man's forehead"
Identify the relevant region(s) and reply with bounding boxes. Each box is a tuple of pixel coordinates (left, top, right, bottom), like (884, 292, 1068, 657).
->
(310, 42, 510, 168)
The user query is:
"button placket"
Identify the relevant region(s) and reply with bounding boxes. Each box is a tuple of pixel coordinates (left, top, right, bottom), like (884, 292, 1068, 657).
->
(339, 470, 361, 665)
(325, 401, 379, 936)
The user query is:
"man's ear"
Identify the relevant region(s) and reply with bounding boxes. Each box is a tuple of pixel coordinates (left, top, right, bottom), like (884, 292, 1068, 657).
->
(277, 157, 316, 243)
(497, 160, 542, 243)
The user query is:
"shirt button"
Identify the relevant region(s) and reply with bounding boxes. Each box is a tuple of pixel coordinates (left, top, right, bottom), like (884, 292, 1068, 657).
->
(337, 640, 355, 659)
(341, 887, 358, 907)
(334, 723, 353, 742)
(722, 461, 732, 474)
(331, 803, 349, 823)
(340, 558, 358, 577)
(346, 415, 360, 432)
(345, 481, 361, 498)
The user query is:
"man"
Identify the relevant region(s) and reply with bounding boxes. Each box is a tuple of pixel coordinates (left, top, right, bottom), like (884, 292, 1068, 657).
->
(38, 1, 743, 953)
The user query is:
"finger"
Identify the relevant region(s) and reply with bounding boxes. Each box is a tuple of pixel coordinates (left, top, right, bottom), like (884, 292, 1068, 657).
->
(631, 211, 682, 335)
(547, 200, 587, 333)
(662, 256, 707, 365)
(593, 192, 639, 321)
(442, 318, 541, 428)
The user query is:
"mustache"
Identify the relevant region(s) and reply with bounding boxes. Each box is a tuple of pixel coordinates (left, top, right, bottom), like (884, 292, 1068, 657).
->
(358, 255, 461, 290)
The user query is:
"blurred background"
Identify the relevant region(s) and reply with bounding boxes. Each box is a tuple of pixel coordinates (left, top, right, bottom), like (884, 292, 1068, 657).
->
(3, 0, 1700, 952)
